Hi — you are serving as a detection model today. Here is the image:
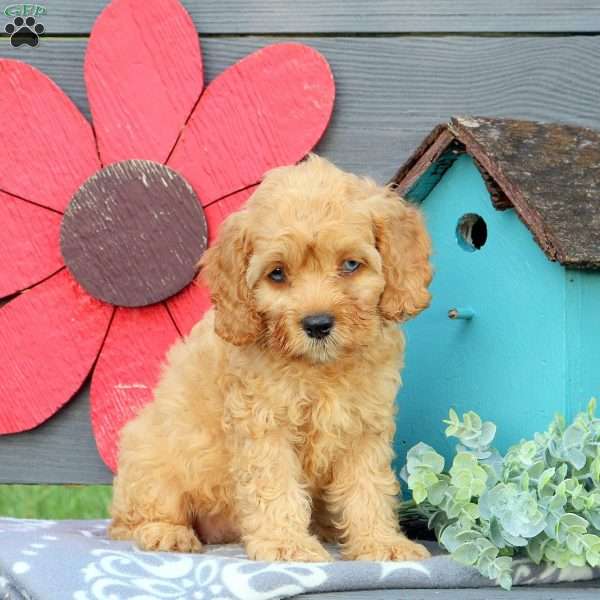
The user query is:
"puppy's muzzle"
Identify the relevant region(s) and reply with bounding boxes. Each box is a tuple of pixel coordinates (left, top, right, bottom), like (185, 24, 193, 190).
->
(301, 313, 335, 339)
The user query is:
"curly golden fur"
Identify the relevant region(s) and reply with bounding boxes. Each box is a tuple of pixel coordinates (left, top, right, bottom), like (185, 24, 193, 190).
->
(109, 155, 433, 562)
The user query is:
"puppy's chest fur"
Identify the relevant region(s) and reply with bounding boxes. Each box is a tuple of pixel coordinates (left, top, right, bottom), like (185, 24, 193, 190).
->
(294, 391, 355, 485)
(288, 364, 399, 486)
(224, 327, 403, 487)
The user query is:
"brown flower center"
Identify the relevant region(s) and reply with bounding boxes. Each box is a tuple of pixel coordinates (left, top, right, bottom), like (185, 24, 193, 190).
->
(60, 160, 207, 307)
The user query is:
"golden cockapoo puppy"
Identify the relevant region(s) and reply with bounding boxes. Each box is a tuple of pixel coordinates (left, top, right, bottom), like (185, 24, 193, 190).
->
(109, 154, 433, 562)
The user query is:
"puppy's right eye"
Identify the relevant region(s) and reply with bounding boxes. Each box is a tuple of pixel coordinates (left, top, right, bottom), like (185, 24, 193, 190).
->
(268, 267, 286, 283)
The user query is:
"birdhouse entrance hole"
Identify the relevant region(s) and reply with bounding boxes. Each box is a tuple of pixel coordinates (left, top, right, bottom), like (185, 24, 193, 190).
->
(457, 213, 487, 251)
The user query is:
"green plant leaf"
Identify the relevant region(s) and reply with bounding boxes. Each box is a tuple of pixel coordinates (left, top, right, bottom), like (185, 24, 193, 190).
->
(427, 480, 448, 506)
(406, 442, 445, 474)
(453, 541, 480, 565)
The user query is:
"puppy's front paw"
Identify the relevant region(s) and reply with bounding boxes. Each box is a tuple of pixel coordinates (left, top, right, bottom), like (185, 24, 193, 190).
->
(134, 522, 203, 553)
(345, 536, 430, 561)
(247, 535, 333, 562)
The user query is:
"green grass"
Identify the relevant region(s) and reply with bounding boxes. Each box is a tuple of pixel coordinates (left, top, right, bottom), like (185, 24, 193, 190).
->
(0, 485, 112, 519)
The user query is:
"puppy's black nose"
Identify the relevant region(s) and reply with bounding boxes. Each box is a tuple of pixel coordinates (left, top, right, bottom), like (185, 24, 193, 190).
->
(302, 313, 335, 339)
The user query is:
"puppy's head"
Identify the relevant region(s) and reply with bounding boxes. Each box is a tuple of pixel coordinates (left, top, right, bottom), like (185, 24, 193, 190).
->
(200, 155, 432, 362)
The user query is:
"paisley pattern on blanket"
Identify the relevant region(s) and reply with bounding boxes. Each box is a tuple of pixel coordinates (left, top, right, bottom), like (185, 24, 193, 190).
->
(0, 518, 598, 600)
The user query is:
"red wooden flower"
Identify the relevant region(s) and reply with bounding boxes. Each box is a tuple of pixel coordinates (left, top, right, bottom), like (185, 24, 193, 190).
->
(0, 0, 334, 470)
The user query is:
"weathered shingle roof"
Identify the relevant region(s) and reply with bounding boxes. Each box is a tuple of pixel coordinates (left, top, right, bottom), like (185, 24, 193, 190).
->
(392, 116, 600, 269)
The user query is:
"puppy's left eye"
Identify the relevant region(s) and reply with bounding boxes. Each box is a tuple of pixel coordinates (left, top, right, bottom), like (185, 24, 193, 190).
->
(341, 259, 361, 274)
(268, 266, 286, 283)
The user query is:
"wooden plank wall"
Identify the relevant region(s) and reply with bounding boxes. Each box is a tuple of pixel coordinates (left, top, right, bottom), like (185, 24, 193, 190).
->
(1, 2, 600, 484)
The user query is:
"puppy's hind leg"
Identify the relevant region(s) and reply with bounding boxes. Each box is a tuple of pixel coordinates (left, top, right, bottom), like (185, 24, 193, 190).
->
(133, 521, 202, 553)
(107, 515, 136, 541)
(110, 471, 202, 553)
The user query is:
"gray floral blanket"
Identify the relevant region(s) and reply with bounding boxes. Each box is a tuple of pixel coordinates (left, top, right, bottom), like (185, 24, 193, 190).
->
(1, 518, 599, 599)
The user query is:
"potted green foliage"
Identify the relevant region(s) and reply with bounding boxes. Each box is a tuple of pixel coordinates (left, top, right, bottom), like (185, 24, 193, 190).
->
(401, 400, 600, 589)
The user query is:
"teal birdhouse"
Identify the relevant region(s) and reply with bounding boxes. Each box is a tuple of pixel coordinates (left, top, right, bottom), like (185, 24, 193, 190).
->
(392, 116, 600, 463)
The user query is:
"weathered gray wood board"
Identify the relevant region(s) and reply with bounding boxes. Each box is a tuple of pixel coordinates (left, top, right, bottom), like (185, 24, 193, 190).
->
(2, 33, 600, 483)
(0, 385, 111, 483)
(2, 36, 600, 183)
(27, 1, 600, 33)
(297, 580, 600, 600)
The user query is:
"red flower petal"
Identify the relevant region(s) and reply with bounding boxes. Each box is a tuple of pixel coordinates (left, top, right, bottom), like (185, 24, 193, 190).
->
(165, 186, 256, 335)
(86, 0, 203, 165)
(204, 186, 257, 245)
(0, 60, 100, 212)
(166, 282, 212, 337)
(90, 304, 180, 471)
(168, 43, 334, 204)
(0, 191, 63, 298)
(0, 270, 113, 434)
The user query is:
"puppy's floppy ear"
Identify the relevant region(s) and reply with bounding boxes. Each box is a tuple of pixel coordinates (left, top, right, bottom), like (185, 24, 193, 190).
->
(199, 211, 261, 345)
(368, 186, 433, 322)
